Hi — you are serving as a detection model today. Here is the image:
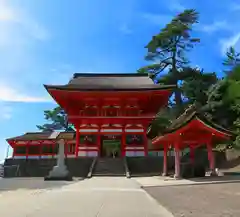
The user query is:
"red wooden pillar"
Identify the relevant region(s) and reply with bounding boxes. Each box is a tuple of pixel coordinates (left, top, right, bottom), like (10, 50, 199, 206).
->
(121, 125, 126, 157)
(162, 143, 168, 176)
(190, 145, 195, 165)
(75, 125, 80, 158)
(12, 143, 15, 158)
(39, 141, 43, 159)
(97, 129, 101, 157)
(143, 127, 148, 156)
(97, 105, 101, 116)
(13, 141, 17, 158)
(207, 141, 215, 173)
(52, 141, 55, 158)
(174, 142, 181, 179)
(26, 141, 30, 160)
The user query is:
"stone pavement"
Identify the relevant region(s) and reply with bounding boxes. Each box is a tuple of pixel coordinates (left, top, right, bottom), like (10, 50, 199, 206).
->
(0, 177, 174, 217)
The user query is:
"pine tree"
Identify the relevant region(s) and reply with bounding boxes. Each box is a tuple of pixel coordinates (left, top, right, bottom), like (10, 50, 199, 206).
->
(37, 106, 74, 132)
(138, 9, 200, 106)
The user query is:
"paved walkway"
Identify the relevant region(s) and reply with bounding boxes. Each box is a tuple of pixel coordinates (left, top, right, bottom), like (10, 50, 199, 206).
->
(0, 177, 173, 217)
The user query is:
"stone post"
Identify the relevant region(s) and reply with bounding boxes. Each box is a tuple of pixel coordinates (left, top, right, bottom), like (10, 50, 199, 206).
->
(45, 139, 72, 181)
(162, 144, 168, 176)
(207, 142, 217, 176)
(174, 144, 181, 179)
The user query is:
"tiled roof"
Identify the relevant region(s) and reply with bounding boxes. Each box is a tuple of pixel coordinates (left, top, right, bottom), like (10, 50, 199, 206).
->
(44, 73, 176, 91)
(166, 104, 233, 135)
(6, 131, 75, 141)
(149, 104, 234, 138)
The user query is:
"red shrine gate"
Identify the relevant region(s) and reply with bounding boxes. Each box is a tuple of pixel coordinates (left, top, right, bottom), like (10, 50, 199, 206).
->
(43, 73, 173, 158)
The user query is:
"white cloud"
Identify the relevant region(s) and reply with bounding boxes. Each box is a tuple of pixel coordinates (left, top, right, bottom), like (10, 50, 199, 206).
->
(0, 0, 50, 101)
(0, 0, 49, 42)
(0, 84, 51, 103)
(230, 3, 240, 11)
(0, 104, 12, 120)
(167, 0, 185, 12)
(0, 1, 16, 21)
(142, 13, 172, 26)
(119, 24, 132, 34)
(21, 19, 49, 41)
(219, 32, 240, 55)
(199, 21, 231, 33)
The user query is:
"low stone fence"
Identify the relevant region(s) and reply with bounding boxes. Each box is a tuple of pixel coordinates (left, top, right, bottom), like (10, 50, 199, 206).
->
(0, 164, 3, 177)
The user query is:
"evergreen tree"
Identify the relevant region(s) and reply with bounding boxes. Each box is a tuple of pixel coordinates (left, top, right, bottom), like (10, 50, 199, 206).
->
(37, 106, 74, 132)
(203, 78, 235, 128)
(138, 9, 200, 107)
(223, 46, 240, 76)
(203, 47, 240, 149)
(181, 67, 218, 106)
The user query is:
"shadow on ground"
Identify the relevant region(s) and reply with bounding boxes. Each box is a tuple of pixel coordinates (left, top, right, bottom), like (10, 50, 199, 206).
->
(0, 177, 83, 192)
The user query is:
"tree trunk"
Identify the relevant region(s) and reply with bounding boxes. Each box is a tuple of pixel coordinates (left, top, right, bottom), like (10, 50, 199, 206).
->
(172, 49, 182, 107)
(174, 87, 182, 106)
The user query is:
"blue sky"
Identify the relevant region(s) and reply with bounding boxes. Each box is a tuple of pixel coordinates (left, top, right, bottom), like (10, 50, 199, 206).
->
(0, 0, 240, 161)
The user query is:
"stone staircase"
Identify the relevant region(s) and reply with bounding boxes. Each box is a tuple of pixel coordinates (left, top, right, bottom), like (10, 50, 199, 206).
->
(66, 157, 93, 177)
(92, 158, 126, 176)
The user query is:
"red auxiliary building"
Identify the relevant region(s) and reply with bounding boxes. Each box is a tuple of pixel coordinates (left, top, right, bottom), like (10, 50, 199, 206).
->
(151, 105, 233, 178)
(7, 73, 175, 159)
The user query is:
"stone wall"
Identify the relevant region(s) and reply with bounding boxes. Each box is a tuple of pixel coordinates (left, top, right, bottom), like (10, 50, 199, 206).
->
(225, 149, 240, 161)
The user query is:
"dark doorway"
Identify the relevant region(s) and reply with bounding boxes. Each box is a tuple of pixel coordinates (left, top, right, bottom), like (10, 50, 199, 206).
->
(101, 135, 121, 157)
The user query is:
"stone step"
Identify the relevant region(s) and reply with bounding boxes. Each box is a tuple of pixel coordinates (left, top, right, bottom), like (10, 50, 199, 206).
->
(93, 158, 125, 176)
(93, 173, 125, 176)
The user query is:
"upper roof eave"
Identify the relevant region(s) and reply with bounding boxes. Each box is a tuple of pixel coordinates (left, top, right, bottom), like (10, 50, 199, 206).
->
(73, 73, 150, 77)
(44, 84, 176, 92)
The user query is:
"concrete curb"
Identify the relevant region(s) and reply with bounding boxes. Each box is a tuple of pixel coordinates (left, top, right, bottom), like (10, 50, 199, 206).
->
(138, 179, 240, 188)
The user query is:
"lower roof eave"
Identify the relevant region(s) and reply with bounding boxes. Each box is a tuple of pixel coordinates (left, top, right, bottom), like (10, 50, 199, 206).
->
(6, 131, 76, 145)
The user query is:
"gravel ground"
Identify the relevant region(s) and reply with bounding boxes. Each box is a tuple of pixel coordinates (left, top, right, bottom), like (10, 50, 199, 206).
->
(144, 182, 240, 217)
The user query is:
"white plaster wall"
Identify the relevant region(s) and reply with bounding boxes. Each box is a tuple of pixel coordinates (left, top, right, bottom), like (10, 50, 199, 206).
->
(78, 151, 99, 157)
(86, 151, 98, 157)
(125, 151, 145, 157)
(78, 151, 87, 157)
